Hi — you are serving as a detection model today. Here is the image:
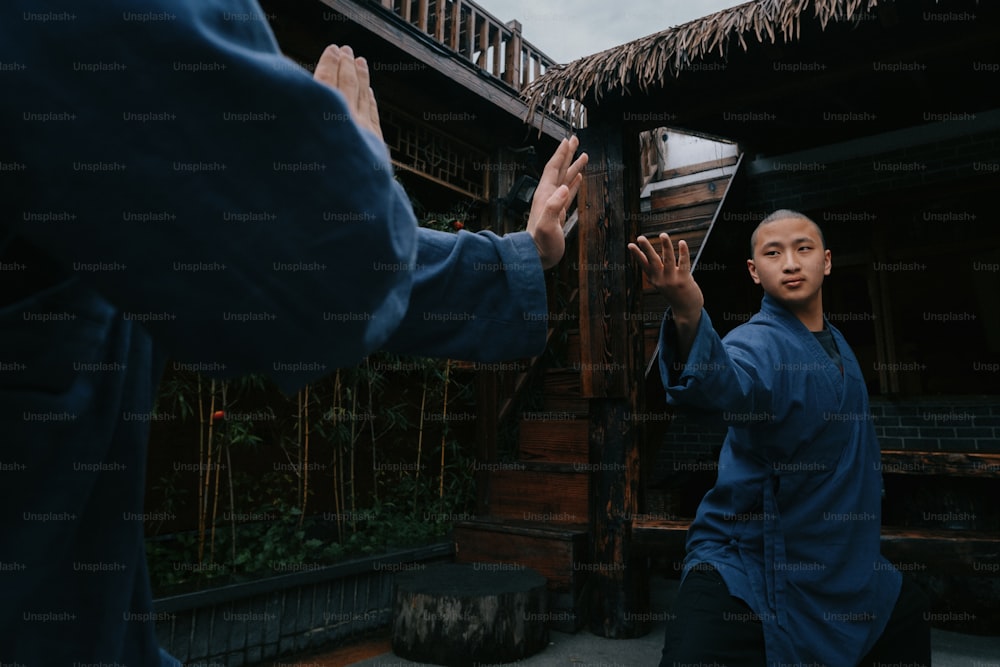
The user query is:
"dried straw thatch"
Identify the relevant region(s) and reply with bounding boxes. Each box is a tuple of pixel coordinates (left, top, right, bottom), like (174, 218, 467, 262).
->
(524, 0, 881, 119)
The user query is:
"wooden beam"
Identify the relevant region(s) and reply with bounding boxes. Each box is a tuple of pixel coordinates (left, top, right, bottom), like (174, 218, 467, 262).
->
(580, 118, 649, 638)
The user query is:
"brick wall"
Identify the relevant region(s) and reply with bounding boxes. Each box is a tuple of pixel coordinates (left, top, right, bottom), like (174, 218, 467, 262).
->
(651, 396, 1000, 486)
(871, 397, 1000, 453)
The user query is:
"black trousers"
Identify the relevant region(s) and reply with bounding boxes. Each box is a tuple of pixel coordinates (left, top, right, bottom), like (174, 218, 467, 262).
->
(659, 566, 931, 667)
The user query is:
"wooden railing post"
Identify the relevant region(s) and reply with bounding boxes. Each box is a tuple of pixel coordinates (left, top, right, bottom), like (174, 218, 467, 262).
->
(503, 20, 522, 88)
(477, 15, 489, 69)
(578, 118, 650, 638)
(417, 0, 429, 32)
(374, 0, 583, 125)
(449, 0, 462, 52)
(491, 23, 502, 77)
(433, 0, 446, 43)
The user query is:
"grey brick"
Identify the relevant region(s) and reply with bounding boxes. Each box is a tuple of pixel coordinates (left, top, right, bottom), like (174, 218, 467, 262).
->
(938, 438, 980, 452)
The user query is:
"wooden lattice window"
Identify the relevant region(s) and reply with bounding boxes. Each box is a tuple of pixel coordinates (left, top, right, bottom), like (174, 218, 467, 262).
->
(381, 106, 489, 201)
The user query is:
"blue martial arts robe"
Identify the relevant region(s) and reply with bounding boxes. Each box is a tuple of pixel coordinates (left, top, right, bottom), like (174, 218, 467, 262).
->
(0, 1, 547, 664)
(659, 294, 902, 667)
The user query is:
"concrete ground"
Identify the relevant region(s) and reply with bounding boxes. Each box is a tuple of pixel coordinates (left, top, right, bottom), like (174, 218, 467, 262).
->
(294, 574, 1000, 667)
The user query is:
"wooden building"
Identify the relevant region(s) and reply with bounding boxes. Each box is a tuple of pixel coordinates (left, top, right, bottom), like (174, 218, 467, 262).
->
(210, 0, 1000, 643)
(500, 0, 1000, 635)
(261, 0, 576, 224)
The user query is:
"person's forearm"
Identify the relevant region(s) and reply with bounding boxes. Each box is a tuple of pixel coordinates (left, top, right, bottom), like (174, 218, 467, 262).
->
(4, 2, 423, 393)
(381, 228, 547, 361)
(669, 307, 703, 365)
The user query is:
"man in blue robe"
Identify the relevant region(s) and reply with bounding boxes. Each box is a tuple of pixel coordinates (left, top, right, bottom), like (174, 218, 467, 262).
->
(629, 211, 930, 666)
(0, 3, 586, 664)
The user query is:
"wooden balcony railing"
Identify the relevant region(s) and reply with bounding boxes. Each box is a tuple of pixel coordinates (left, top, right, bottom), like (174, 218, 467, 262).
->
(376, 0, 583, 126)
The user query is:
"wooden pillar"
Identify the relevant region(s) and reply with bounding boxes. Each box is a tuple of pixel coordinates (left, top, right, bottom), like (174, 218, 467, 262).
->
(503, 20, 522, 88)
(578, 117, 650, 638)
(449, 0, 462, 51)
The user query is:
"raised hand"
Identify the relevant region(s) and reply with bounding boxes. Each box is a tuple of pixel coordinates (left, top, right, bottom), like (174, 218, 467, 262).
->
(313, 44, 383, 142)
(628, 233, 704, 321)
(526, 136, 588, 270)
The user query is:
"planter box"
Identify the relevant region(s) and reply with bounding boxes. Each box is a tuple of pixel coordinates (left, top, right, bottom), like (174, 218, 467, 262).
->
(154, 542, 454, 666)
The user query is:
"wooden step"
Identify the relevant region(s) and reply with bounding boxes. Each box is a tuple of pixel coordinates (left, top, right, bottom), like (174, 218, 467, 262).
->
(879, 450, 1000, 477)
(880, 526, 1000, 575)
(649, 175, 729, 210)
(635, 203, 718, 231)
(639, 215, 713, 239)
(518, 418, 588, 464)
(454, 518, 589, 632)
(487, 464, 588, 525)
(540, 368, 588, 416)
(632, 518, 691, 549)
(660, 154, 739, 181)
(632, 518, 1000, 576)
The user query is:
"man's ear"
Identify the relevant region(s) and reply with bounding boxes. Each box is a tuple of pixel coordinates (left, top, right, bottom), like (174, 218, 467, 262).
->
(747, 258, 761, 285)
(824, 248, 832, 276)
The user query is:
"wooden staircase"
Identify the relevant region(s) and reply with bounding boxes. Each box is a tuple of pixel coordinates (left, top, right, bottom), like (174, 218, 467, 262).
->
(637, 152, 743, 371)
(455, 146, 745, 633)
(454, 356, 591, 631)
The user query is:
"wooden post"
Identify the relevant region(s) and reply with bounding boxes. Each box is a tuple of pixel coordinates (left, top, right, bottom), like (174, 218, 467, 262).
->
(466, 8, 476, 61)
(417, 0, 429, 32)
(449, 0, 462, 51)
(504, 20, 522, 88)
(578, 117, 650, 638)
(492, 23, 502, 78)
(477, 16, 489, 69)
(434, 0, 446, 43)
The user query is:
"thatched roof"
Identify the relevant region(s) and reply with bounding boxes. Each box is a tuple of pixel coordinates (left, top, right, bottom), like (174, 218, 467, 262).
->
(523, 0, 880, 118)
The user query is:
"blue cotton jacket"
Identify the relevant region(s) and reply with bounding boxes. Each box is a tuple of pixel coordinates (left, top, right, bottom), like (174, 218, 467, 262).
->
(659, 294, 902, 667)
(0, 1, 547, 664)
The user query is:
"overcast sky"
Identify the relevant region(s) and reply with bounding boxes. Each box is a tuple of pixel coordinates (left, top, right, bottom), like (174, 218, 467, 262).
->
(481, 0, 748, 63)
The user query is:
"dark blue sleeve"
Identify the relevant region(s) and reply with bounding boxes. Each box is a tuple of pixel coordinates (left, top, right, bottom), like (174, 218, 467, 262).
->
(658, 308, 770, 420)
(382, 228, 547, 361)
(1, 2, 546, 393)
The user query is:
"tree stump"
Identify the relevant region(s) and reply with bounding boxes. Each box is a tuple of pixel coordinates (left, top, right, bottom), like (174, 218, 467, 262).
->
(392, 562, 549, 666)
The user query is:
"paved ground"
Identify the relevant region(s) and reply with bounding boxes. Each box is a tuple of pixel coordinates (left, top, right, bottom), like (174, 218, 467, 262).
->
(285, 574, 1000, 667)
